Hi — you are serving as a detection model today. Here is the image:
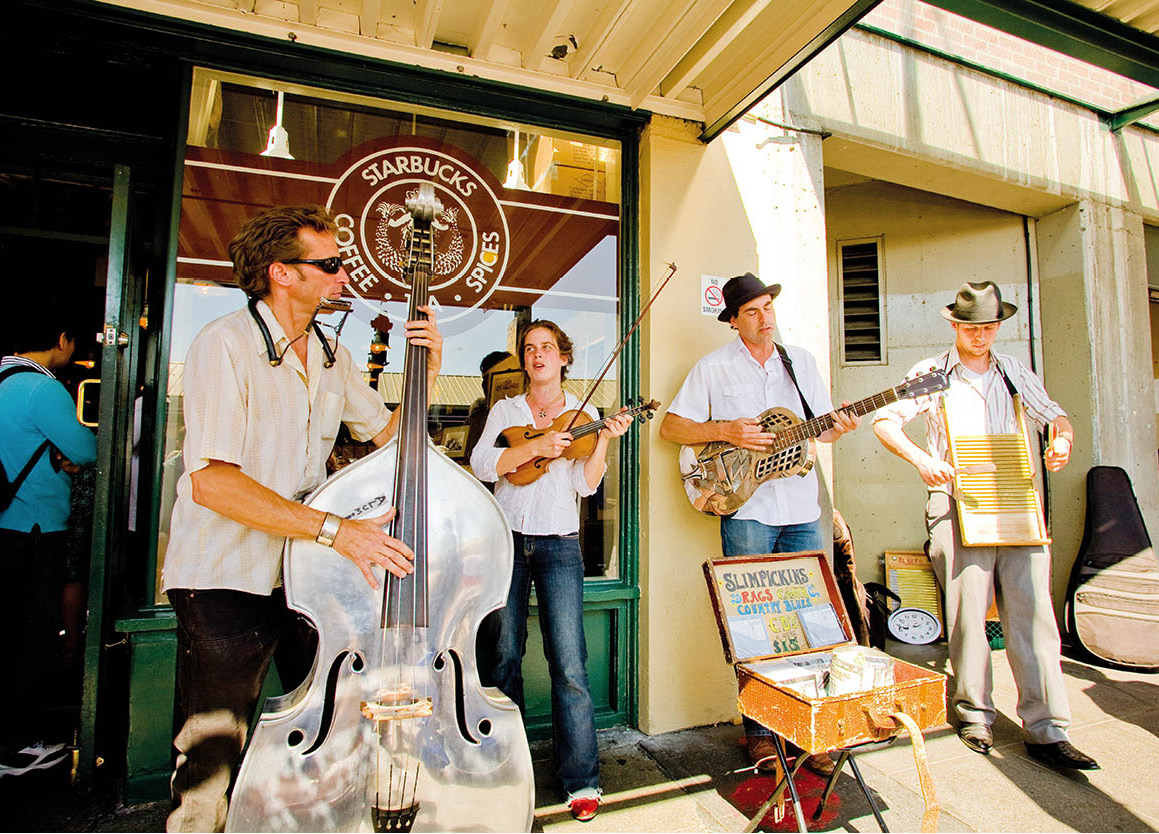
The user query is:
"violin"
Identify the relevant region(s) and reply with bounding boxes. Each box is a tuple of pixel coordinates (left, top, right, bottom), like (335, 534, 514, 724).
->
(499, 399, 659, 486)
(226, 183, 534, 832)
(494, 262, 677, 489)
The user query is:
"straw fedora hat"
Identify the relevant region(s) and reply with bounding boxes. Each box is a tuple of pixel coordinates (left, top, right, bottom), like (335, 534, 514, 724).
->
(941, 281, 1017, 323)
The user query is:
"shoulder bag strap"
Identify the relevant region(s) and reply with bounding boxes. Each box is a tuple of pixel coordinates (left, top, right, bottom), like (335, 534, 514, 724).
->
(0, 364, 58, 505)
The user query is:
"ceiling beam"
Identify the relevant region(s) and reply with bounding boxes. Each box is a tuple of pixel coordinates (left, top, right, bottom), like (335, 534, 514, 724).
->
(572, 0, 635, 81)
(923, 0, 1159, 89)
(622, 0, 735, 109)
(414, 0, 442, 48)
(660, 0, 774, 101)
(1108, 92, 1159, 130)
(521, 0, 578, 68)
(236, 0, 256, 11)
(359, 0, 380, 37)
(470, 0, 509, 60)
(297, 0, 317, 26)
(699, 0, 882, 142)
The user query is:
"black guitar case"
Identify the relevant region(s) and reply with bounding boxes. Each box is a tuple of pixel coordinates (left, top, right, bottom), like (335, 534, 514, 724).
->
(1065, 466, 1159, 671)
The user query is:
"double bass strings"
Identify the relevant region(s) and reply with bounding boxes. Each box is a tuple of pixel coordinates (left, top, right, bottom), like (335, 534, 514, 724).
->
(376, 201, 436, 824)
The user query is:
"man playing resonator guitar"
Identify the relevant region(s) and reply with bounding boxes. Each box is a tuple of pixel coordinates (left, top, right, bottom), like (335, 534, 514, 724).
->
(658, 272, 859, 774)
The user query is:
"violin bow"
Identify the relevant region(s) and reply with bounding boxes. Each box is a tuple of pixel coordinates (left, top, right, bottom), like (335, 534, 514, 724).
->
(565, 262, 677, 432)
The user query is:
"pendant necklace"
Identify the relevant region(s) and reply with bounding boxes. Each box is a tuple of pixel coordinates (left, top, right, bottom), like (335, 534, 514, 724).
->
(531, 392, 562, 419)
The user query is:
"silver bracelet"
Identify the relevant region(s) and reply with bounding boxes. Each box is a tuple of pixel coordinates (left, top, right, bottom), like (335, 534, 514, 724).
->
(315, 512, 342, 548)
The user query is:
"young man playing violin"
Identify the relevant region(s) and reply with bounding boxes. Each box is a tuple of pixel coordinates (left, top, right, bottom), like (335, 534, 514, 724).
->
(469, 320, 632, 823)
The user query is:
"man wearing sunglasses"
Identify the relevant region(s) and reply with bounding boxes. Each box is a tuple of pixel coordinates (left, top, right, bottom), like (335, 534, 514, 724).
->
(161, 205, 443, 833)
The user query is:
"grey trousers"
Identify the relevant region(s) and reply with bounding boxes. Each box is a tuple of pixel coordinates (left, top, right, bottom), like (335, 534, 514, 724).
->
(926, 492, 1070, 744)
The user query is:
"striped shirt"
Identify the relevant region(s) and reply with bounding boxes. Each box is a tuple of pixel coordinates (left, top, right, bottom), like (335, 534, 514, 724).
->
(161, 300, 390, 595)
(0, 355, 57, 378)
(873, 346, 1065, 494)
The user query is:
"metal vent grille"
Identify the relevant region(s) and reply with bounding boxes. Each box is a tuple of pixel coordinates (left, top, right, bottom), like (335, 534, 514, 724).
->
(839, 240, 883, 363)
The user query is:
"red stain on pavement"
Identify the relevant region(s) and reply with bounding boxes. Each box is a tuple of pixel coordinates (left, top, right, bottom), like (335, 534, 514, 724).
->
(730, 769, 842, 831)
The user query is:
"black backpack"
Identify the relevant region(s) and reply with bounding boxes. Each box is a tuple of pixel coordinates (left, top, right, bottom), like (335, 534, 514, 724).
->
(1065, 466, 1159, 671)
(0, 365, 55, 512)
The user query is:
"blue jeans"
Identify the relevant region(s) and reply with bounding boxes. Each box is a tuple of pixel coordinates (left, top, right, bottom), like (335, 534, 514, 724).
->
(489, 532, 599, 795)
(720, 517, 825, 559)
(720, 517, 825, 738)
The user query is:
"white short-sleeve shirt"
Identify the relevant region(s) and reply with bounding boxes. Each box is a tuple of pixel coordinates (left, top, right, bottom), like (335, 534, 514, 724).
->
(469, 391, 600, 536)
(162, 301, 391, 595)
(667, 338, 834, 526)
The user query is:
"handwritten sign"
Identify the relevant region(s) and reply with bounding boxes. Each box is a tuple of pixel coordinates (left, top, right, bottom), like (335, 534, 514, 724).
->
(705, 554, 849, 661)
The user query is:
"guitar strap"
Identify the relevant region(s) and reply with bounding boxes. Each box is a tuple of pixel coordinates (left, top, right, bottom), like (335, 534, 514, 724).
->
(774, 343, 815, 421)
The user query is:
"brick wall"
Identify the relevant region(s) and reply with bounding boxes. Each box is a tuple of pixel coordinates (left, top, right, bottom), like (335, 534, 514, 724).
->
(861, 0, 1159, 127)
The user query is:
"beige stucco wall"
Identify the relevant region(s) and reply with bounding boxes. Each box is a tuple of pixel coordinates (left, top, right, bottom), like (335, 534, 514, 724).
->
(796, 28, 1159, 614)
(638, 102, 835, 735)
(1037, 202, 1158, 608)
(824, 181, 1037, 577)
(636, 25, 1159, 737)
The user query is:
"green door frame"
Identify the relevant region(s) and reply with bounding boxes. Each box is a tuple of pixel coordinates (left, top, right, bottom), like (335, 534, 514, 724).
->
(80, 164, 141, 783)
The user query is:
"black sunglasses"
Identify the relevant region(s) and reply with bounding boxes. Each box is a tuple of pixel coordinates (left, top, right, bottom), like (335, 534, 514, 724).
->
(283, 256, 343, 274)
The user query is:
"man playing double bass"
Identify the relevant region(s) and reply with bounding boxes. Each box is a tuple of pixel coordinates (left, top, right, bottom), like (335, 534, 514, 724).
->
(873, 281, 1097, 771)
(161, 205, 443, 832)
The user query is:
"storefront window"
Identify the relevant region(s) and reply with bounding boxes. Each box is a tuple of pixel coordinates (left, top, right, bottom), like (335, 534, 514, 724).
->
(153, 69, 623, 602)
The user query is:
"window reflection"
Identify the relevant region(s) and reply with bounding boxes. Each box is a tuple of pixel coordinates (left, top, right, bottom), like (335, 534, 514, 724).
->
(153, 70, 624, 603)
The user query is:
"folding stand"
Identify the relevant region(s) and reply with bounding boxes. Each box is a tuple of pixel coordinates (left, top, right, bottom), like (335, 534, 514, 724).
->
(743, 736, 897, 834)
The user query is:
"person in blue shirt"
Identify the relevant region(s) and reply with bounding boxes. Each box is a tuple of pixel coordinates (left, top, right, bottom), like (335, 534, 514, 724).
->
(0, 314, 97, 778)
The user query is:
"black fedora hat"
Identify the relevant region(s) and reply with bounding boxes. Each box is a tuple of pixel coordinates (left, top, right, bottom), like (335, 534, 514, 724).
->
(941, 281, 1017, 324)
(717, 272, 781, 322)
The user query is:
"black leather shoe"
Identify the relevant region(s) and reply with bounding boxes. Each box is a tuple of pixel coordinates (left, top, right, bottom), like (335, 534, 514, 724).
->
(958, 723, 993, 754)
(1025, 740, 1100, 771)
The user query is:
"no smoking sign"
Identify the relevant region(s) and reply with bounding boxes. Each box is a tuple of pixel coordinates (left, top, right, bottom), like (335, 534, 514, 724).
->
(701, 274, 726, 317)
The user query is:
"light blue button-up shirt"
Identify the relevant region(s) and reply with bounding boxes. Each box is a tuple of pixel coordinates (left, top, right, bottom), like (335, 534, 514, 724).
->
(0, 357, 97, 533)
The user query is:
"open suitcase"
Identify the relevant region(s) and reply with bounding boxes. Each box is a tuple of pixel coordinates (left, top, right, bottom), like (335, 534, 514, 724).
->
(703, 552, 946, 832)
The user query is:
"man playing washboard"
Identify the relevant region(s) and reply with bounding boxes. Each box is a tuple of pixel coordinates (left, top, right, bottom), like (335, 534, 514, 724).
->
(873, 281, 1097, 771)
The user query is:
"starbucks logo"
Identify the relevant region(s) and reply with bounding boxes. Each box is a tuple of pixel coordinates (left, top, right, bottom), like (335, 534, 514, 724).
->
(327, 141, 510, 323)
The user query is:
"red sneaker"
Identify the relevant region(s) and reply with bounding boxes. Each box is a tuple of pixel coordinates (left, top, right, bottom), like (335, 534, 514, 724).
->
(568, 793, 601, 822)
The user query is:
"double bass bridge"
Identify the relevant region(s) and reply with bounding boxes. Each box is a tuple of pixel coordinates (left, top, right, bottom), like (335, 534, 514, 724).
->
(361, 687, 434, 723)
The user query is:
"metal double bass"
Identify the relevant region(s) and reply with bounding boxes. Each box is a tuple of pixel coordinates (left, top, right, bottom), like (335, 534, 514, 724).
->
(227, 183, 534, 832)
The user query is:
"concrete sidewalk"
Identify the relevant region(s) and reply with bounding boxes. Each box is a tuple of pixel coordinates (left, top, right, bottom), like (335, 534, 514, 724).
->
(6, 640, 1158, 832)
(529, 641, 1159, 833)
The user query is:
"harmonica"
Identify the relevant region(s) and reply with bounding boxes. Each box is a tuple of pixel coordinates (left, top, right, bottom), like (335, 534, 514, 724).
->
(318, 297, 354, 313)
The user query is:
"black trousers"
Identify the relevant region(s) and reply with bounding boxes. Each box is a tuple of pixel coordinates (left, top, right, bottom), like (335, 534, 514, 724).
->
(0, 526, 67, 751)
(166, 587, 317, 833)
